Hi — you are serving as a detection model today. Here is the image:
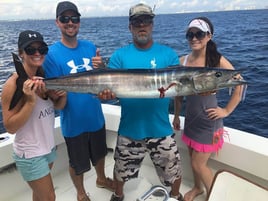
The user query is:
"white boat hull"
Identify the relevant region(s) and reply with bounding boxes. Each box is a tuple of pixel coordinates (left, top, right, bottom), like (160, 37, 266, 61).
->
(0, 104, 267, 200)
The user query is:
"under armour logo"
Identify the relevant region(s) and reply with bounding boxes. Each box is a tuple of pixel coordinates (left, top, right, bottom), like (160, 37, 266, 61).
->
(28, 34, 37, 38)
(67, 58, 93, 73)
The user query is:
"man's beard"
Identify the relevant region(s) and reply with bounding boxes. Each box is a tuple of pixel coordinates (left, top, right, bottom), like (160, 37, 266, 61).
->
(134, 33, 152, 45)
(63, 31, 78, 38)
(62, 27, 78, 39)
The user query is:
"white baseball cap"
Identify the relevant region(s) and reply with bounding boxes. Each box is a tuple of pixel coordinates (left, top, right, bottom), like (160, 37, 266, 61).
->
(187, 19, 211, 33)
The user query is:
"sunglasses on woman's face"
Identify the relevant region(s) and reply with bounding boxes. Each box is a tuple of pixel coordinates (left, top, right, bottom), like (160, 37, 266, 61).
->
(186, 31, 207, 41)
(58, 15, 80, 24)
(24, 46, 48, 55)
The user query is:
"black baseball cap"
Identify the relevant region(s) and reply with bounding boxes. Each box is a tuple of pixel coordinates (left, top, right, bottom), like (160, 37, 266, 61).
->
(56, 1, 81, 17)
(18, 30, 47, 49)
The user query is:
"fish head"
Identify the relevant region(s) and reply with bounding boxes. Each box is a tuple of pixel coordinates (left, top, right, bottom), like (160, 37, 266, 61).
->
(192, 68, 247, 93)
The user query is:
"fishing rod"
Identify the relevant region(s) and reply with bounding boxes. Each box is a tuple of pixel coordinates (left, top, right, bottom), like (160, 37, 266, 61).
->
(152, 0, 160, 12)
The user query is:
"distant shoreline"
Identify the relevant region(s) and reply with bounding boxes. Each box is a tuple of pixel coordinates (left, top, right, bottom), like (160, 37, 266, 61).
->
(0, 8, 267, 22)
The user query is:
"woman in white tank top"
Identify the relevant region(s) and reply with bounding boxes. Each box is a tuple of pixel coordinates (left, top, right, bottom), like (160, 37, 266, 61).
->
(1, 30, 66, 201)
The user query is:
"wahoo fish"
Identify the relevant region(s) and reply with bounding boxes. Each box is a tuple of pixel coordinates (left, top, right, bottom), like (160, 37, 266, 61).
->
(44, 65, 247, 98)
(10, 52, 246, 110)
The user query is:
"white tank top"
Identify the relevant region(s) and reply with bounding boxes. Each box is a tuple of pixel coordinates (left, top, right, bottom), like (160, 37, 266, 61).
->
(13, 96, 55, 158)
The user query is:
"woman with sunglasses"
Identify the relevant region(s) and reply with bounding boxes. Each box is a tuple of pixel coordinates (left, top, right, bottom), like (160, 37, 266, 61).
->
(1, 30, 66, 201)
(173, 17, 243, 201)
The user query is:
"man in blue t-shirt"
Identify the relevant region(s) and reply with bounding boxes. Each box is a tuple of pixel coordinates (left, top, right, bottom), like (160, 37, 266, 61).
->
(43, 1, 114, 201)
(102, 3, 183, 201)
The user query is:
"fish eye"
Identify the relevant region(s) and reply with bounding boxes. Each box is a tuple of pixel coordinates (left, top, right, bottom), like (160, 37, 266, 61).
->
(215, 71, 222, 77)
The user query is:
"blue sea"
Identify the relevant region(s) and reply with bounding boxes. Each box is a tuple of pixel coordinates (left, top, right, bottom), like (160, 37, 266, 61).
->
(0, 9, 267, 138)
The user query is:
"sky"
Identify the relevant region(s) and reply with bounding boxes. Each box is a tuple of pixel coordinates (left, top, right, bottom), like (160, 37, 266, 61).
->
(0, 0, 266, 20)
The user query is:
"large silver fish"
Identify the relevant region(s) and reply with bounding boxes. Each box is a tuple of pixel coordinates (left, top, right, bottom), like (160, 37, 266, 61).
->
(44, 66, 247, 98)
(9, 53, 246, 110)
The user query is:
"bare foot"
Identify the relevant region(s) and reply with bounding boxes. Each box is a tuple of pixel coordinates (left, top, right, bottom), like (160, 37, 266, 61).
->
(77, 193, 91, 201)
(184, 187, 204, 201)
(96, 177, 115, 192)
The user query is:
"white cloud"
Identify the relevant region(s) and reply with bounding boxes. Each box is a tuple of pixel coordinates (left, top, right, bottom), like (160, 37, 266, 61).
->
(0, 0, 266, 20)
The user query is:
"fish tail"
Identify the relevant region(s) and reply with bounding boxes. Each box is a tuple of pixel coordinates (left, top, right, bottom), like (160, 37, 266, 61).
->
(9, 53, 28, 110)
(12, 52, 28, 79)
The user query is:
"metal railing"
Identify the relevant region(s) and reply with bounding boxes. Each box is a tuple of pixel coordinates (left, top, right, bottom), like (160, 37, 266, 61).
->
(137, 185, 171, 201)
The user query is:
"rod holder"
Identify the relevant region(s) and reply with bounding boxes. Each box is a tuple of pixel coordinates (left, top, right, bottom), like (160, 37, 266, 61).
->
(136, 185, 170, 201)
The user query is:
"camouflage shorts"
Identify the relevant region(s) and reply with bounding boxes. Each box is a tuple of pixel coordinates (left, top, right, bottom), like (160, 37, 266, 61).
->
(113, 134, 182, 186)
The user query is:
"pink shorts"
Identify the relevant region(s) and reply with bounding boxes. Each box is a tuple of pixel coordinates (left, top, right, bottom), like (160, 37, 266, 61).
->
(182, 128, 226, 153)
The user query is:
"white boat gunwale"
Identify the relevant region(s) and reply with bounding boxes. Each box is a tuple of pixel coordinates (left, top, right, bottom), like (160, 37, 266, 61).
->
(0, 104, 267, 201)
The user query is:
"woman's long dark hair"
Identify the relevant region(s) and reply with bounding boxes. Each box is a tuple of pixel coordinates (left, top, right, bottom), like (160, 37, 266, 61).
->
(191, 17, 222, 67)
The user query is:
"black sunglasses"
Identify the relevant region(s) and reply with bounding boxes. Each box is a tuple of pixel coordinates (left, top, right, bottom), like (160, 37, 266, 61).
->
(59, 15, 80, 24)
(130, 18, 153, 27)
(186, 31, 207, 41)
(24, 46, 48, 55)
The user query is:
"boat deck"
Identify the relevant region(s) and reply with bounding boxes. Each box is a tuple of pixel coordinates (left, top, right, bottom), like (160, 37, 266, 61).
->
(8, 142, 206, 201)
(1, 104, 267, 201)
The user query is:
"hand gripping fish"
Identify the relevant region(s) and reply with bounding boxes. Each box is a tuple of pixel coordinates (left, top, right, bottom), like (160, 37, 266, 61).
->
(44, 64, 247, 98)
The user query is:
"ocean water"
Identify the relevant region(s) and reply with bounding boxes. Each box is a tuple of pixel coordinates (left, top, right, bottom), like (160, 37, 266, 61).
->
(0, 9, 267, 137)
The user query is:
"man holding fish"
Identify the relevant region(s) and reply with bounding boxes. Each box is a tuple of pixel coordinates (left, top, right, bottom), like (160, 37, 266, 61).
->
(43, 1, 114, 201)
(103, 3, 184, 201)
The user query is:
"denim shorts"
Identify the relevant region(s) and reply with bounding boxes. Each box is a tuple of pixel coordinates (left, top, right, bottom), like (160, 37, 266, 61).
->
(13, 147, 57, 181)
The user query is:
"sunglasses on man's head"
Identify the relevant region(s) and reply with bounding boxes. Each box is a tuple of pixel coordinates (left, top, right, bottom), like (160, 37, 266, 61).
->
(186, 31, 207, 41)
(59, 15, 80, 24)
(130, 18, 153, 27)
(24, 46, 48, 55)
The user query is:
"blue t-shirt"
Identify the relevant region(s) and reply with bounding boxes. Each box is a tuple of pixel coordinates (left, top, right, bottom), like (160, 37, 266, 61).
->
(43, 40, 105, 137)
(108, 42, 179, 140)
